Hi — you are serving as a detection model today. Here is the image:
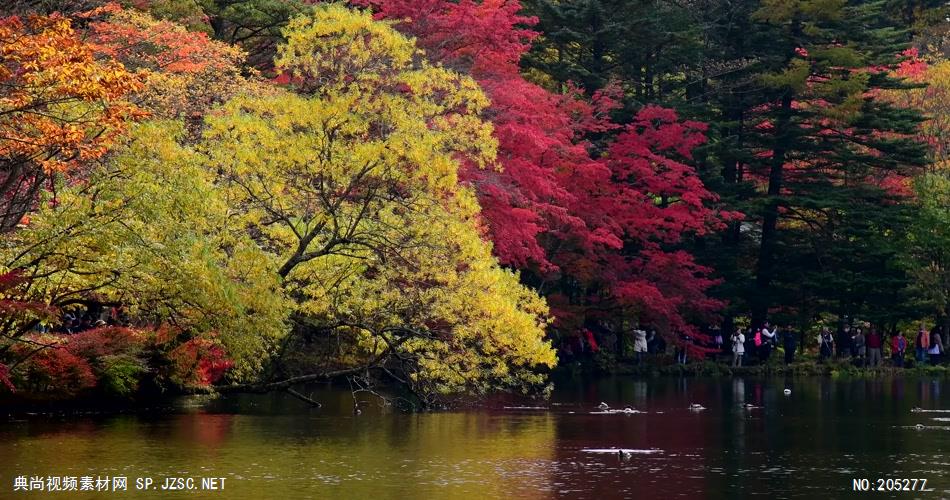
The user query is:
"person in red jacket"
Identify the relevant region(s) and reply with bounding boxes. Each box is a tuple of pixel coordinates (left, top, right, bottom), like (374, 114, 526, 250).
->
(891, 332, 907, 368)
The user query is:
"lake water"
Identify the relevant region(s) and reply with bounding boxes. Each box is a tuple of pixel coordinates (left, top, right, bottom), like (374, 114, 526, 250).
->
(2, 375, 950, 498)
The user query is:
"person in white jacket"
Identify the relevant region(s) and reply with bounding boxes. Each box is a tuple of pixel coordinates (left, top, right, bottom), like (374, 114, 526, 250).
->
(732, 328, 745, 367)
(633, 329, 648, 363)
(760, 322, 777, 362)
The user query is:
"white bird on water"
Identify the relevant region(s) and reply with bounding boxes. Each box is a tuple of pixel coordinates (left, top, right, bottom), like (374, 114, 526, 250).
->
(598, 402, 610, 410)
(783, 389, 792, 396)
(689, 403, 705, 411)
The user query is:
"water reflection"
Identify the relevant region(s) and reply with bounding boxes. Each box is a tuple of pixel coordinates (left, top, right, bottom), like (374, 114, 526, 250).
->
(3, 377, 950, 499)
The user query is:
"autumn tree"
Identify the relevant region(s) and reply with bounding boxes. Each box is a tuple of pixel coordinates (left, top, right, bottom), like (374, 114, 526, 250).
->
(2, 4, 554, 403)
(361, 0, 733, 356)
(201, 5, 555, 400)
(0, 0, 105, 16)
(904, 174, 950, 332)
(78, 3, 259, 124)
(887, 57, 950, 333)
(0, 271, 58, 393)
(117, 0, 314, 69)
(1, 120, 290, 387)
(0, 13, 141, 231)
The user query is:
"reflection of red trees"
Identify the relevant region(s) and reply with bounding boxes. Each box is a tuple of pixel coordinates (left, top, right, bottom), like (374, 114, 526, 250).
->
(552, 381, 714, 498)
(173, 413, 235, 452)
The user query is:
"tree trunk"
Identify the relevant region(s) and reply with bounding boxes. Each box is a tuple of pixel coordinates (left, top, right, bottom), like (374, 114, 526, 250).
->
(752, 93, 793, 327)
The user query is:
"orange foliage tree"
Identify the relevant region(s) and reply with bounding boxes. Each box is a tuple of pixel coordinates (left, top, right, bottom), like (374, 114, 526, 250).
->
(0, 13, 141, 230)
(81, 4, 253, 122)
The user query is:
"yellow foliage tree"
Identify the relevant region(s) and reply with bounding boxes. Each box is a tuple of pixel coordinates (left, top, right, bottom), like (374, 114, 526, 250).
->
(203, 5, 554, 400)
(886, 58, 950, 322)
(2, 5, 555, 401)
(1, 120, 290, 380)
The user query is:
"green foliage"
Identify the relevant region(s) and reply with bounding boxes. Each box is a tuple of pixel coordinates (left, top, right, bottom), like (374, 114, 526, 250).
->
(523, 0, 932, 332)
(2, 120, 291, 381)
(903, 172, 950, 318)
(199, 0, 312, 67)
(98, 354, 149, 396)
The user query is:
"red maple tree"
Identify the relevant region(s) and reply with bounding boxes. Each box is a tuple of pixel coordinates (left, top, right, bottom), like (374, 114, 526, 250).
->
(358, 0, 737, 353)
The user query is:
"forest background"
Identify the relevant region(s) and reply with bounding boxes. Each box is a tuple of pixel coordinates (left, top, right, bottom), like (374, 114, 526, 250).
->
(1, 0, 948, 406)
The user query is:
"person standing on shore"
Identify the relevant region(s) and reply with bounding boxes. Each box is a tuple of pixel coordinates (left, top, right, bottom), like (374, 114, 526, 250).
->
(916, 326, 930, 365)
(713, 326, 724, 355)
(852, 327, 866, 367)
(866, 328, 882, 368)
(675, 330, 690, 364)
(783, 324, 797, 365)
(929, 327, 943, 365)
(760, 322, 776, 363)
(732, 328, 745, 367)
(838, 324, 852, 359)
(633, 329, 648, 364)
(819, 327, 834, 363)
(891, 332, 906, 367)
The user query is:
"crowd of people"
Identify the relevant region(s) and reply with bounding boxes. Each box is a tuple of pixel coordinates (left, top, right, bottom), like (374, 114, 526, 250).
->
(720, 322, 945, 369)
(601, 319, 949, 371)
(35, 305, 131, 335)
(467, 317, 948, 371)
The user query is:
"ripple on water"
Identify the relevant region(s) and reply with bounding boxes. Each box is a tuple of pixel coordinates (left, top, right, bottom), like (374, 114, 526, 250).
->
(588, 409, 645, 415)
(580, 448, 663, 455)
(905, 424, 950, 430)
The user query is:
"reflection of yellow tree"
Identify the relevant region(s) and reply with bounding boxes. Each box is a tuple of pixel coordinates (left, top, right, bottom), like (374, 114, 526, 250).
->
(0, 412, 556, 500)
(334, 413, 558, 500)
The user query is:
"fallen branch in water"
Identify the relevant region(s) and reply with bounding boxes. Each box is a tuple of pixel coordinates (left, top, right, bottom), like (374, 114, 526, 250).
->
(183, 367, 366, 408)
(208, 365, 370, 394)
(285, 387, 322, 407)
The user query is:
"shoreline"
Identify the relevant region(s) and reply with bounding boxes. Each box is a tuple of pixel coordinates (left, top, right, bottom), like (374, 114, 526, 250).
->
(6, 360, 950, 416)
(560, 357, 950, 378)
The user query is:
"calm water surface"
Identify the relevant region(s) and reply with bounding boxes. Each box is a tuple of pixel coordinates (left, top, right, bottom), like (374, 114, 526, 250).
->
(3, 376, 950, 499)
